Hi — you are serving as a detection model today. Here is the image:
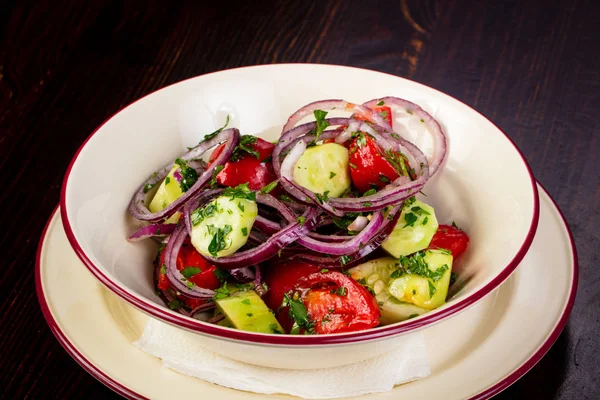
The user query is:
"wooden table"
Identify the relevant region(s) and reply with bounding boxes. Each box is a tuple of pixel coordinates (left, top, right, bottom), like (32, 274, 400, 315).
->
(2, 0, 598, 398)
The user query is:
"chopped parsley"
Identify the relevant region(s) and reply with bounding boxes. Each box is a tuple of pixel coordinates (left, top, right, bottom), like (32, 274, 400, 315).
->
(340, 255, 352, 266)
(379, 175, 391, 183)
(296, 216, 306, 226)
(377, 100, 385, 106)
(437, 248, 452, 256)
(207, 224, 233, 256)
(363, 188, 377, 197)
(167, 299, 182, 310)
(330, 286, 347, 296)
(210, 164, 224, 187)
(231, 135, 260, 161)
(213, 268, 231, 282)
(390, 252, 450, 286)
(174, 158, 199, 192)
(428, 281, 437, 297)
(407, 313, 419, 320)
(181, 266, 202, 278)
(314, 190, 330, 204)
(246, 313, 253, 317)
(241, 227, 248, 236)
(196, 115, 230, 144)
(320, 269, 329, 273)
(349, 162, 357, 169)
(329, 171, 336, 179)
(279, 194, 294, 202)
(411, 206, 430, 216)
(422, 216, 429, 225)
(313, 110, 329, 143)
(191, 201, 221, 227)
(259, 180, 279, 194)
(213, 282, 231, 299)
(452, 221, 461, 230)
(363, 202, 372, 207)
(391, 133, 401, 140)
(143, 183, 155, 194)
(222, 183, 256, 201)
(165, 177, 171, 185)
(237, 202, 245, 212)
(280, 292, 314, 334)
(403, 212, 418, 228)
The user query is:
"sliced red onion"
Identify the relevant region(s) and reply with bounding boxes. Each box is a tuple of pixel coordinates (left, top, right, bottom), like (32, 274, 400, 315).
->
(285, 204, 402, 268)
(128, 128, 240, 223)
(230, 266, 256, 283)
(128, 223, 177, 242)
(296, 211, 384, 255)
(164, 222, 215, 299)
(347, 216, 369, 232)
(282, 99, 389, 135)
(254, 215, 282, 235)
(335, 120, 360, 144)
(364, 97, 447, 176)
(253, 265, 266, 296)
(201, 207, 320, 269)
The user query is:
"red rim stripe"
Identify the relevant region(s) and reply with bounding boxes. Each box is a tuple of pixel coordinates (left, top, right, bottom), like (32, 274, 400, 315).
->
(37, 183, 577, 400)
(59, 64, 540, 345)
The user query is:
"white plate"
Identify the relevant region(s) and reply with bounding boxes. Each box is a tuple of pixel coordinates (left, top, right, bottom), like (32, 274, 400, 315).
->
(37, 184, 576, 399)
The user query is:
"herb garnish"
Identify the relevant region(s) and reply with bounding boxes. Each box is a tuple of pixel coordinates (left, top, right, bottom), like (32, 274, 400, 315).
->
(168, 299, 182, 310)
(259, 180, 279, 194)
(222, 183, 256, 201)
(174, 158, 199, 192)
(329, 171, 336, 179)
(230, 135, 260, 161)
(280, 292, 314, 334)
(377, 100, 385, 106)
(330, 286, 347, 296)
(143, 183, 155, 194)
(403, 212, 418, 228)
(213, 282, 231, 300)
(314, 190, 330, 204)
(340, 255, 352, 266)
(195, 115, 230, 145)
(363, 188, 377, 197)
(313, 110, 329, 143)
(191, 201, 221, 227)
(208, 224, 233, 256)
(296, 216, 306, 226)
(181, 266, 201, 278)
(379, 175, 391, 183)
(241, 227, 248, 236)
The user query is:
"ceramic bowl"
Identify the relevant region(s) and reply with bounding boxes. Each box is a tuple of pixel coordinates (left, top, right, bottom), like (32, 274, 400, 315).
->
(60, 64, 539, 369)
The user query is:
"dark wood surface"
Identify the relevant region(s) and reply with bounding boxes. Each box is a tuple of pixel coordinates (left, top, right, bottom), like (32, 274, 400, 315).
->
(1, 0, 598, 398)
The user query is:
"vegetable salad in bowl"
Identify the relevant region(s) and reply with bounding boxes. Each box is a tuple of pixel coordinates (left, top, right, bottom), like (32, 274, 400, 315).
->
(127, 97, 469, 335)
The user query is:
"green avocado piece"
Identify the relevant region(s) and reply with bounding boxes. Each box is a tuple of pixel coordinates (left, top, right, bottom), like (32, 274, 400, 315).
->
(216, 291, 283, 334)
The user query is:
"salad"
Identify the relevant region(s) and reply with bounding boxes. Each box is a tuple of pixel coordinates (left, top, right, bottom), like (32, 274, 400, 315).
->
(127, 97, 469, 335)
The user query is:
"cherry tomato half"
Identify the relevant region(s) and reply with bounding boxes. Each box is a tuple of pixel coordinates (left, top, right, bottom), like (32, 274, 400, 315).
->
(348, 134, 401, 193)
(428, 224, 470, 259)
(295, 271, 380, 334)
(207, 137, 277, 191)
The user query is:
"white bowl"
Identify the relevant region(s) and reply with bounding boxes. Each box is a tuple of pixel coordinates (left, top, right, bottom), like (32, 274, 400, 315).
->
(61, 64, 539, 369)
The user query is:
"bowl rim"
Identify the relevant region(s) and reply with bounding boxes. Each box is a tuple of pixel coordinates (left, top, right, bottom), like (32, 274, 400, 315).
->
(59, 63, 540, 345)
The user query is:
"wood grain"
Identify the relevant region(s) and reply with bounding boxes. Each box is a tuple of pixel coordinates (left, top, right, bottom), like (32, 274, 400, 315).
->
(1, 0, 598, 398)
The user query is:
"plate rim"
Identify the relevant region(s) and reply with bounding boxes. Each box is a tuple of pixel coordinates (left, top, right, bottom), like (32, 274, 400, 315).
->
(37, 183, 577, 400)
(58, 63, 541, 345)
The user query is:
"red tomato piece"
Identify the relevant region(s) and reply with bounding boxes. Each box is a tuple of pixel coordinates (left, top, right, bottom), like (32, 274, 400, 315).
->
(207, 137, 277, 191)
(295, 271, 380, 334)
(157, 243, 221, 309)
(428, 224, 470, 259)
(263, 261, 321, 332)
(348, 135, 401, 193)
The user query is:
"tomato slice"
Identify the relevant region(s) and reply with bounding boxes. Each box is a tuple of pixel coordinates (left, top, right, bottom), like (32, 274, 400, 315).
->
(263, 261, 321, 332)
(428, 224, 470, 259)
(157, 243, 221, 309)
(295, 271, 380, 334)
(207, 137, 277, 191)
(348, 134, 401, 193)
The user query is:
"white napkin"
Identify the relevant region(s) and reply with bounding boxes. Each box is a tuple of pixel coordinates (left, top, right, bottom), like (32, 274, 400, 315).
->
(135, 318, 430, 399)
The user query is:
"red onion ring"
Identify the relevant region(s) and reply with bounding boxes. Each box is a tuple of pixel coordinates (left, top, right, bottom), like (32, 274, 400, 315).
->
(128, 223, 176, 241)
(128, 128, 240, 223)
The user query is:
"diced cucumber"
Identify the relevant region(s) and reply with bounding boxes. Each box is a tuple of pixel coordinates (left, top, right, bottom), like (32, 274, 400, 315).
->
(292, 143, 351, 197)
(190, 196, 257, 258)
(388, 249, 453, 310)
(148, 165, 184, 224)
(216, 290, 284, 334)
(348, 257, 428, 325)
(382, 199, 439, 257)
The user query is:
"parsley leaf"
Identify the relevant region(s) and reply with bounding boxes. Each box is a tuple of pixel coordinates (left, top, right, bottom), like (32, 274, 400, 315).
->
(403, 212, 418, 228)
(241, 227, 248, 236)
(222, 183, 256, 201)
(210, 164, 224, 187)
(198, 115, 230, 144)
(181, 266, 201, 278)
(280, 292, 314, 334)
(314, 190, 330, 204)
(259, 180, 279, 194)
(377, 100, 385, 106)
(379, 175, 391, 183)
(213, 282, 231, 300)
(167, 299, 182, 310)
(363, 188, 377, 197)
(330, 286, 347, 296)
(174, 158, 199, 192)
(329, 171, 336, 179)
(340, 255, 352, 266)
(143, 183, 155, 194)
(313, 110, 329, 143)
(208, 224, 233, 256)
(296, 216, 306, 226)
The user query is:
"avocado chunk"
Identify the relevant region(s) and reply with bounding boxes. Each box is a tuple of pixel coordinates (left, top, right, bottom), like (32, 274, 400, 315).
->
(216, 290, 283, 334)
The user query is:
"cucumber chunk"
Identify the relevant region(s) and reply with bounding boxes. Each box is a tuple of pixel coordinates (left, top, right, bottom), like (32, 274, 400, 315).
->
(382, 199, 439, 257)
(292, 143, 351, 197)
(148, 165, 184, 223)
(216, 290, 284, 334)
(348, 257, 429, 325)
(388, 249, 453, 310)
(190, 196, 257, 258)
